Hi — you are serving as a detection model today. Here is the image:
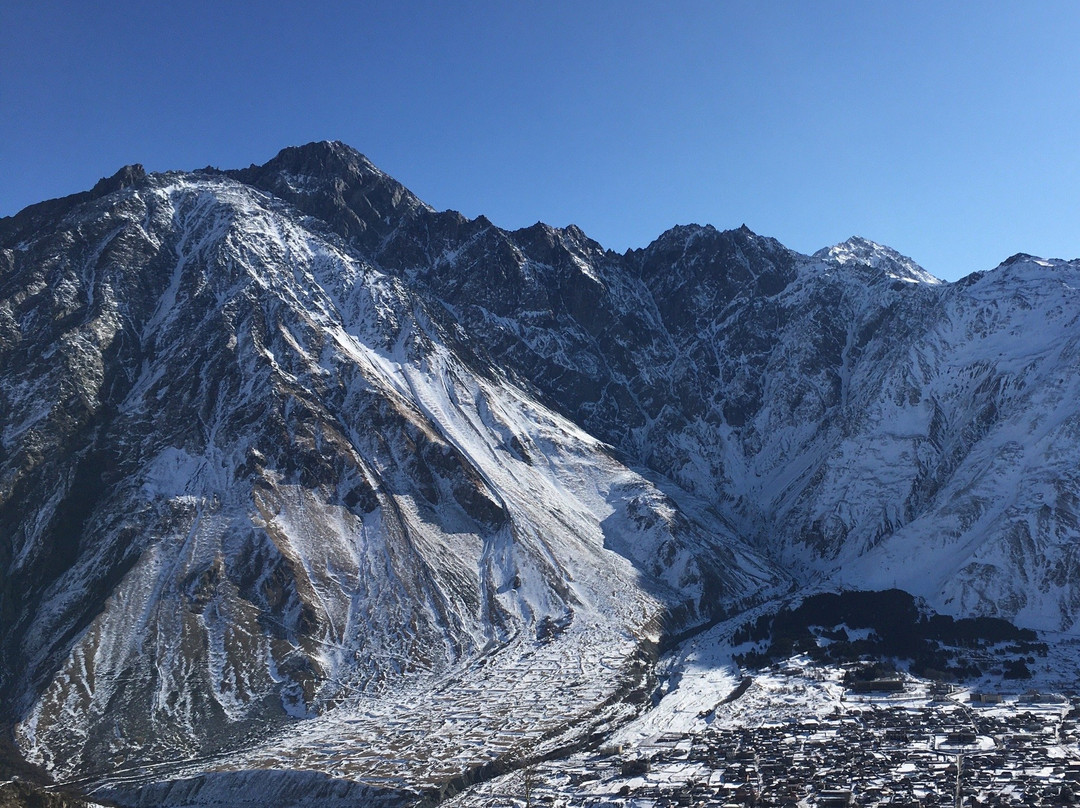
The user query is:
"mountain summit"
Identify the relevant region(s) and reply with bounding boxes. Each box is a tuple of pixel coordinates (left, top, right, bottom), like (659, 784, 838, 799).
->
(2, 142, 1079, 804)
(814, 235, 943, 285)
(226, 140, 433, 252)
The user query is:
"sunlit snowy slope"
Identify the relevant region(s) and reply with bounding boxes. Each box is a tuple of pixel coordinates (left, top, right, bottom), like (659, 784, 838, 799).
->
(2, 141, 1079, 803)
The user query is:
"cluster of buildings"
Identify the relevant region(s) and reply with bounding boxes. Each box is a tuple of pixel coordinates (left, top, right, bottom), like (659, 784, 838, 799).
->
(449, 687, 1080, 808)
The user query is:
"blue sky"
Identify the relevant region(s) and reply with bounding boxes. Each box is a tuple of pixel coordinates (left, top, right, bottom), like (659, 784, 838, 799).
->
(3, 1, 1078, 280)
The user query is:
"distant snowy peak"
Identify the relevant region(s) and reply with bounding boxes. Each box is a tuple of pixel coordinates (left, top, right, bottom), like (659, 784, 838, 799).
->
(814, 235, 942, 285)
(996, 252, 1080, 277)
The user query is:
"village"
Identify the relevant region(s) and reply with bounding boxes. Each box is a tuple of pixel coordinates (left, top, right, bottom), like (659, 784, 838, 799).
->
(448, 683, 1080, 808)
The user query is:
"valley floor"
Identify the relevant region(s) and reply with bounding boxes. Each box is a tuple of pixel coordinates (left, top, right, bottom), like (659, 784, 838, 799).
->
(29, 604, 1080, 808)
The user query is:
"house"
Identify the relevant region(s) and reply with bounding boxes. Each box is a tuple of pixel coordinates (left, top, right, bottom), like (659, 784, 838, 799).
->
(817, 789, 854, 807)
(849, 679, 905, 693)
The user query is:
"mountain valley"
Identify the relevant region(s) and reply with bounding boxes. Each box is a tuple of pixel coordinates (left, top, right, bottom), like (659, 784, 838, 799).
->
(3, 141, 1080, 806)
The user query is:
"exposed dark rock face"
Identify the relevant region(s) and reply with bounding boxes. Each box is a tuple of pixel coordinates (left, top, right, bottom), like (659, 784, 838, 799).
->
(226, 141, 431, 254)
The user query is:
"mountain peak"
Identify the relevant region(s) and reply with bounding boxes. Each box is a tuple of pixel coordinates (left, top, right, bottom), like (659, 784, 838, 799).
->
(258, 140, 378, 179)
(227, 141, 432, 252)
(996, 252, 1078, 270)
(0, 163, 149, 246)
(89, 163, 147, 196)
(814, 236, 941, 285)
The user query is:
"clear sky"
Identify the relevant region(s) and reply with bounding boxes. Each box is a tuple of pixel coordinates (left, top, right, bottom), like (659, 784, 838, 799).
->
(3, 1, 1078, 281)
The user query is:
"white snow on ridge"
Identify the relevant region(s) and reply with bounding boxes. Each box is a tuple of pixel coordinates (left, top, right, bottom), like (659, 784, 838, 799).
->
(815, 236, 943, 285)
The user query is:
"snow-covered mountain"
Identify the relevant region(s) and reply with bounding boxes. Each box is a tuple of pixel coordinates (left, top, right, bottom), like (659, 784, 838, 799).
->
(2, 141, 1079, 803)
